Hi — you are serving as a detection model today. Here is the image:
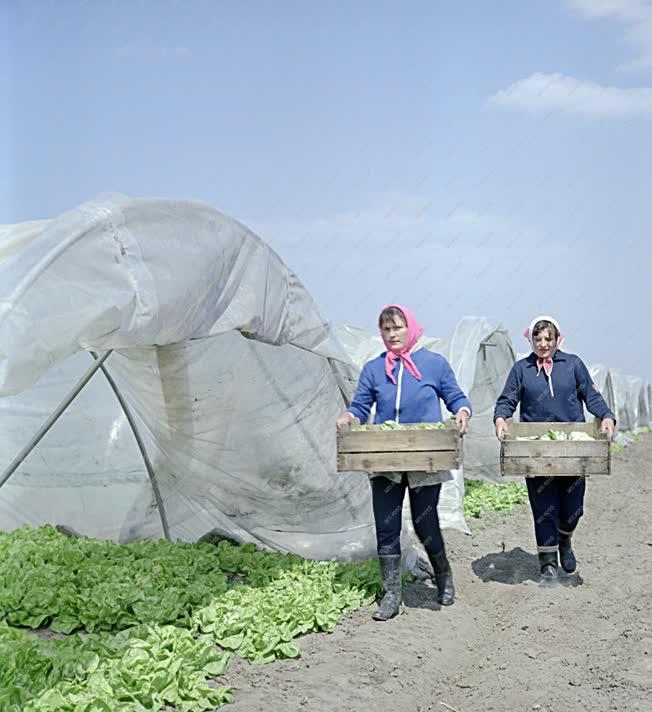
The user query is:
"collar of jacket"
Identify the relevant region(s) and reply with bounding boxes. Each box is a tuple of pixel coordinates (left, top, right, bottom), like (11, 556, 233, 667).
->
(525, 349, 567, 368)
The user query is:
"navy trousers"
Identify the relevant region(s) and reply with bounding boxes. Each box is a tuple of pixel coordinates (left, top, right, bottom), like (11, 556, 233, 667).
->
(370, 476, 444, 556)
(526, 476, 586, 552)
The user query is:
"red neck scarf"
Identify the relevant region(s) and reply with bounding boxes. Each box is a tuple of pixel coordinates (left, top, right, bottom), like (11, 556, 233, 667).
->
(536, 357, 555, 393)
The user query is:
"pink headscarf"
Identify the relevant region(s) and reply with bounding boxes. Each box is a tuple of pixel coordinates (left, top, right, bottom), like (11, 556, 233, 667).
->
(379, 304, 424, 385)
(523, 315, 564, 397)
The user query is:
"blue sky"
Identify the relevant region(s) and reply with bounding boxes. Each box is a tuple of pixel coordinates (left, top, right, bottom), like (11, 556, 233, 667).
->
(2, 0, 651, 376)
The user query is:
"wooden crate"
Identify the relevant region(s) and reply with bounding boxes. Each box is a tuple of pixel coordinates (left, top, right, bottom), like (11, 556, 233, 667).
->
(500, 418, 611, 477)
(337, 420, 462, 473)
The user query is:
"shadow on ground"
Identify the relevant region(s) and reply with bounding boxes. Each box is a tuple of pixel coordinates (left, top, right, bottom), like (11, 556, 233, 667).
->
(402, 579, 442, 611)
(472, 547, 543, 585)
(471, 547, 584, 588)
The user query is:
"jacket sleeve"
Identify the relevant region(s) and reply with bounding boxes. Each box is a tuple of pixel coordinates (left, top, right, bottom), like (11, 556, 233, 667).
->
(494, 364, 521, 422)
(438, 359, 472, 416)
(346, 362, 375, 423)
(574, 358, 616, 423)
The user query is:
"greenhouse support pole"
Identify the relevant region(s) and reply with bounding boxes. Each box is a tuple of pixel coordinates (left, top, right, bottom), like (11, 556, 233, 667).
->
(90, 351, 171, 541)
(479, 339, 496, 362)
(0, 350, 113, 490)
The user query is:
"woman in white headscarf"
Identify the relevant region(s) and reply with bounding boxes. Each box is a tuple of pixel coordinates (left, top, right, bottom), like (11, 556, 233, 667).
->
(493, 316, 615, 579)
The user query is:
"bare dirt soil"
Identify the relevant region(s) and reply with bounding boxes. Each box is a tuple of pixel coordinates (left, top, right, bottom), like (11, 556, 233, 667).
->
(222, 435, 652, 712)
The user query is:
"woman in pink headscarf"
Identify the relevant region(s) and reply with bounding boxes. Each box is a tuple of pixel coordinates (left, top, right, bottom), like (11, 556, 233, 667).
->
(494, 316, 616, 580)
(336, 305, 472, 620)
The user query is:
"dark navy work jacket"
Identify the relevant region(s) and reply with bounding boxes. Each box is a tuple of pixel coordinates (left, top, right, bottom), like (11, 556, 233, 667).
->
(494, 350, 616, 424)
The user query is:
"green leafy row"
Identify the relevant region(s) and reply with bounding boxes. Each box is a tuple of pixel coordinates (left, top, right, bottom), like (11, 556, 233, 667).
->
(0, 621, 232, 711)
(194, 559, 379, 663)
(0, 479, 537, 712)
(0, 527, 384, 709)
(0, 527, 230, 633)
(463, 481, 528, 519)
(0, 527, 380, 640)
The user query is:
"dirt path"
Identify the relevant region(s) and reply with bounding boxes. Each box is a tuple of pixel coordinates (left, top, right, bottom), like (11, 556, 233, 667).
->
(223, 435, 652, 712)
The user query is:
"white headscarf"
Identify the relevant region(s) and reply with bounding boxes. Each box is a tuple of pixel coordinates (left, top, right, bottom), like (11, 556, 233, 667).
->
(523, 315, 564, 397)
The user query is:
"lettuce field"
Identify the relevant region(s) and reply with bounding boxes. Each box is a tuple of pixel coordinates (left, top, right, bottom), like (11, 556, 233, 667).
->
(0, 480, 527, 710)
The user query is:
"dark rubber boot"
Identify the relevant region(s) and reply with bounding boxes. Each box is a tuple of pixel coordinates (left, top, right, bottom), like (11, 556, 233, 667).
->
(372, 555, 402, 621)
(558, 533, 577, 573)
(538, 551, 559, 579)
(428, 548, 455, 606)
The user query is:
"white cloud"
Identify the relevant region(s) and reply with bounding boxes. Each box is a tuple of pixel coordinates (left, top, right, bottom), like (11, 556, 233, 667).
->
(569, 0, 651, 19)
(566, 0, 652, 72)
(488, 72, 652, 118)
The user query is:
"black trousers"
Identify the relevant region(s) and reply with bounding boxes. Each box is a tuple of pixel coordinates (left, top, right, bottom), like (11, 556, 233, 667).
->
(526, 476, 586, 552)
(370, 475, 444, 557)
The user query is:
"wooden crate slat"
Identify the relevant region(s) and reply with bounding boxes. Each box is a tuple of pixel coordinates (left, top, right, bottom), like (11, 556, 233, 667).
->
(336, 420, 462, 473)
(507, 421, 601, 437)
(337, 429, 457, 453)
(499, 418, 610, 477)
(338, 450, 461, 473)
(501, 440, 609, 458)
(501, 456, 610, 476)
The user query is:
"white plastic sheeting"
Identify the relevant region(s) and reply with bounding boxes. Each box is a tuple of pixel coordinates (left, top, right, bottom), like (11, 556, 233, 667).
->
(625, 376, 644, 430)
(0, 338, 384, 557)
(608, 369, 638, 432)
(437, 317, 516, 483)
(638, 381, 650, 428)
(0, 195, 350, 396)
(0, 352, 153, 541)
(612, 372, 652, 431)
(1, 195, 649, 560)
(588, 365, 616, 412)
(588, 364, 617, 422)
(2, 196, 500, 562)
(1, 196, 388, 560)
(588, 367, 650, 442)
